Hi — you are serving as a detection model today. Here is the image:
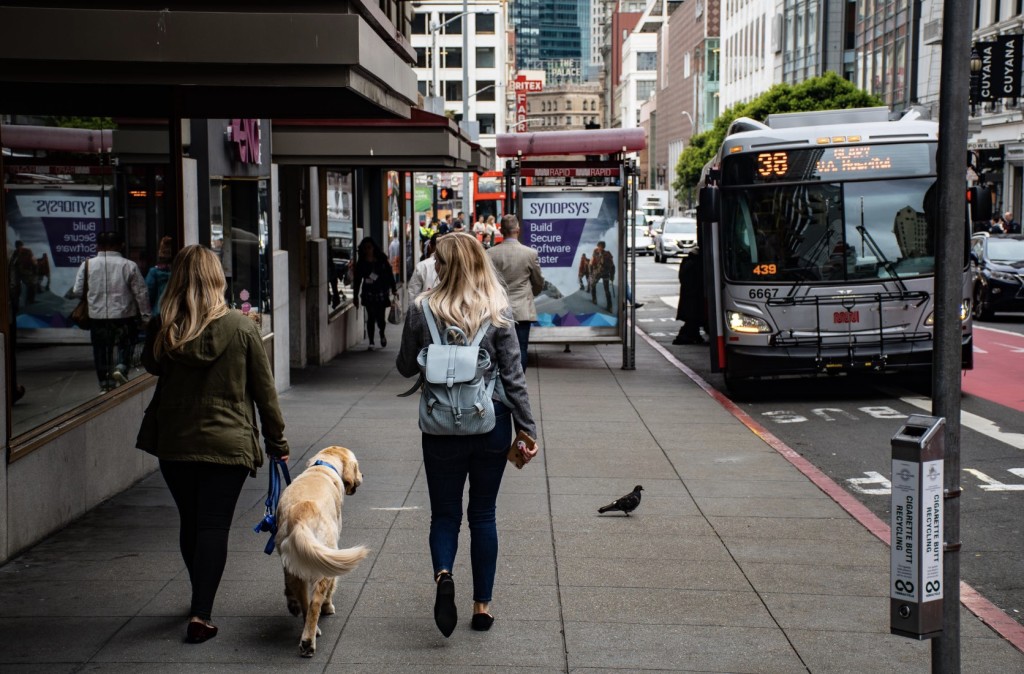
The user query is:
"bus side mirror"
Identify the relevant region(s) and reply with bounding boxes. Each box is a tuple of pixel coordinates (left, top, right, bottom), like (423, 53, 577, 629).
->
(698, 186, 720, 223)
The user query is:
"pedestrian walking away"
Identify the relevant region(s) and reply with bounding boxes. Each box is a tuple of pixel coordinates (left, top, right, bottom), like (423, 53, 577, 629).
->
(396, 232, 539, 637)
(408, 232, 441, 298)
(136, 244, 289, 645)
(146, 236, 175, 317)
(352, 236, 398, 349)
(70, 231, 152, 391)
(487, 214, 545, 371)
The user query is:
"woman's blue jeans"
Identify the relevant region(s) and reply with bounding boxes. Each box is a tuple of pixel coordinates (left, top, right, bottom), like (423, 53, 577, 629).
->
(421, 401, 512, 603)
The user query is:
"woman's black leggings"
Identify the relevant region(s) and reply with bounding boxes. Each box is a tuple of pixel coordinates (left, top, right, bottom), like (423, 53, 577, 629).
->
(365, 302, 388, 341)
(160, 460, 250, 621)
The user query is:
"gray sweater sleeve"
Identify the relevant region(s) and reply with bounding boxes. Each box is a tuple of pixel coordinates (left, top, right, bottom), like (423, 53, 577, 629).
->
(396, 305, 537, 440)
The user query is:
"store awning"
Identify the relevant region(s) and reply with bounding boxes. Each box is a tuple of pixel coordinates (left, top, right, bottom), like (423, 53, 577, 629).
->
(272, 109, 493, 172)
(0, 5, 418, 119)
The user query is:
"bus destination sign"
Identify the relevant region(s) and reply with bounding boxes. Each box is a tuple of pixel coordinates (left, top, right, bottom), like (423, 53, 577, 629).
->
(725, 143, 934, 184)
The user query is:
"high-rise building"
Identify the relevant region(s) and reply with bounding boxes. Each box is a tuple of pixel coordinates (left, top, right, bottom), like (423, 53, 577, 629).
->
(511, 0, 585, 83)
(410, 0, 508, 147)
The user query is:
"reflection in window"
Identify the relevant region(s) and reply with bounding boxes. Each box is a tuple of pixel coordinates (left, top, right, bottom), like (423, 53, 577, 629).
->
(210, 179, 272, 334)
(3, 117, 171, 437)
(325, 170, 355, 313)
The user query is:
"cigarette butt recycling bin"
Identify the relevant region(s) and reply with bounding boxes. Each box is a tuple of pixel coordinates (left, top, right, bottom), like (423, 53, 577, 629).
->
(890, 414, 944, 640)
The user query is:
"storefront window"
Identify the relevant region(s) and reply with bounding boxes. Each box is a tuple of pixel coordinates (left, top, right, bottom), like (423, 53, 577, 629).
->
(210, 178, 272, 335)
(325, 170, 355, 313)
(3, 116, 171, 438)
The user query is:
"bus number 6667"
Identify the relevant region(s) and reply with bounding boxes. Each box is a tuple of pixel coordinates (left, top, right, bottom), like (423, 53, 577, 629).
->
(748, 288, 779, 299)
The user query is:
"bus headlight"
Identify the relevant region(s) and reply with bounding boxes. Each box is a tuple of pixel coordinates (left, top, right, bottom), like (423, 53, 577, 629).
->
(924, 301, 970, 325)
(727, 311, 772, 334)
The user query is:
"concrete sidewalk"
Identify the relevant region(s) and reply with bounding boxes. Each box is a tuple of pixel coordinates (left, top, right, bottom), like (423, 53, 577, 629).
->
(1, 332, 1022, 672)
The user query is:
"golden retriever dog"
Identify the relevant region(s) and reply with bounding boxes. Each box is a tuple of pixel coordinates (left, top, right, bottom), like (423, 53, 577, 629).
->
(276, 445, 369, 657)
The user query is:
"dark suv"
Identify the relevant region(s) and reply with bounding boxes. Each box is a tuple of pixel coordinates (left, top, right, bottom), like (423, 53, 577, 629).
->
(970, 233, 1024, 319)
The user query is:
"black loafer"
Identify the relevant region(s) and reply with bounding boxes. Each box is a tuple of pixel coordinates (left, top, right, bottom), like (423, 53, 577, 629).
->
(471, 612, 494, 631)
(434, 572, 457, 637)
(185, 621, 218, 643)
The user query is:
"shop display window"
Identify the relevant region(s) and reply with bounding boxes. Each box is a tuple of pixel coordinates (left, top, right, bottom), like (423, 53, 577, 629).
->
(325, 170, 355, 314)
(3, 116, 172, 440)
(210, 178, 273, 335)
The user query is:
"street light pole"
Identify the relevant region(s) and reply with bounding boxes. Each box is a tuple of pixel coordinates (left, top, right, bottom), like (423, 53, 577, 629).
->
(462, 0, 471, 219)
(430, 11, 439, 98)
(932, 0, 972, 671)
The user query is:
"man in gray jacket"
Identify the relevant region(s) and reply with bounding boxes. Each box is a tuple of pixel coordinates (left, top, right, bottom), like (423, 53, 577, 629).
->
(487, 215, 544, 370)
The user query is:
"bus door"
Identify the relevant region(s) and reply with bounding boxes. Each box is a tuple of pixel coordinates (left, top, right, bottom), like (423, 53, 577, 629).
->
(698, 184, 726, 372)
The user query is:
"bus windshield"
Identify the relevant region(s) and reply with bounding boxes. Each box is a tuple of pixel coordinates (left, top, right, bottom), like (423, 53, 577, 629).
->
(721, 174, 937, 284)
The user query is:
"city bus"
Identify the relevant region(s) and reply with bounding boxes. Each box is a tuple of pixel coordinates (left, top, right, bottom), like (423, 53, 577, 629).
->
(696, 107, 973, 391)
(473, 170, 505, 222)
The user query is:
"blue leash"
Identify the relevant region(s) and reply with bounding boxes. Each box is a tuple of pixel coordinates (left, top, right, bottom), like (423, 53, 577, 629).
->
(253, 457, 292, 555)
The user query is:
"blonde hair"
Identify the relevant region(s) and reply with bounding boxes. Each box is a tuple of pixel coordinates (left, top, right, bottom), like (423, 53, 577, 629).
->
(155, 245, 231, 359)
(424, 232, 511, 339)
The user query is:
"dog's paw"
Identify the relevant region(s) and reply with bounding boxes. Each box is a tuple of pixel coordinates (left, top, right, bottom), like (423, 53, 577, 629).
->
(287, 597, 302, 617)
(299, 639, 315, 658)
(322, 602, 336, 616)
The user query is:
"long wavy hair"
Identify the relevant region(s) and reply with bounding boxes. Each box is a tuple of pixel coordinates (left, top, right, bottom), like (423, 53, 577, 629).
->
(155, 245, 230, 359)
(424, 232, 511, 339)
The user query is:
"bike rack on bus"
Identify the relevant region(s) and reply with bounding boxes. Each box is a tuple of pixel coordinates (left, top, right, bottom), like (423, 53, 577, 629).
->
(768, 290, 931, 372)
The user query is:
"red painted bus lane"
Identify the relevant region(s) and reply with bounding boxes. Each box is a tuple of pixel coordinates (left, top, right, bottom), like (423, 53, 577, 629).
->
(964, 327, 1024, 412)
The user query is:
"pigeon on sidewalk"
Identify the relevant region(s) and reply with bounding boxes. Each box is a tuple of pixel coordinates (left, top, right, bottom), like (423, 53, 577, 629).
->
(597, 485, 643, 516)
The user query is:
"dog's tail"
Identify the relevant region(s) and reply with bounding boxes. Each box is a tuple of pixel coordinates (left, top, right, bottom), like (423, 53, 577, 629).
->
(280, 523, 370, 580)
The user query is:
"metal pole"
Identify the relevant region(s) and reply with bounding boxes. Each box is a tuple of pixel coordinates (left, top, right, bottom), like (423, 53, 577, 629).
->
(431, 12, 439, 98)
(462, 0, 471, 221)
(932, 0, 971, 671)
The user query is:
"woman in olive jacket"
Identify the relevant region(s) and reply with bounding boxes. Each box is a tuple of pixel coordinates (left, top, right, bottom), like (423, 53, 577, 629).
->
(137, 245, 288, 644)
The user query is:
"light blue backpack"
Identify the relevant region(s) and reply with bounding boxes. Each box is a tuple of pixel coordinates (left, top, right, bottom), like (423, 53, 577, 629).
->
(416, 301, 495, 436)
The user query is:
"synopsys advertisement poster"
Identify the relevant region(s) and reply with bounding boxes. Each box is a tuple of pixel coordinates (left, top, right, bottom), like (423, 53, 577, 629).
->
(520, 188, 620, 338)
(6, 186, 109, 329)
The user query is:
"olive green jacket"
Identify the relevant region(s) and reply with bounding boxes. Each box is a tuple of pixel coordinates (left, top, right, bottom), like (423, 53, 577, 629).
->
(136, 311, 288, 473)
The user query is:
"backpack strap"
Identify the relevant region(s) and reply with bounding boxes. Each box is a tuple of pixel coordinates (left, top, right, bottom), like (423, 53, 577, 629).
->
(469, 319, 491, 347)
(421, 299, 445, 345)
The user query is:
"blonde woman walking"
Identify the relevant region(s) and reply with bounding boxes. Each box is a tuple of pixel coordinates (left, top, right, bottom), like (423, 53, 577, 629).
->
(137, 245, 289, 644)
(397, 232, 539, 637)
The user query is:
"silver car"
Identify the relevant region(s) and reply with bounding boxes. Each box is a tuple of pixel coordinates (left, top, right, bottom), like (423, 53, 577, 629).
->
(626, 225, 655, 256)
(654, 217, 698, 262)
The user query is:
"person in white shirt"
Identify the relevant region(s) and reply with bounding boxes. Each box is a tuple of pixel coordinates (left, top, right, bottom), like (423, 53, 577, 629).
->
(408, 233, 440, 298)
(72, 231, 151, 391)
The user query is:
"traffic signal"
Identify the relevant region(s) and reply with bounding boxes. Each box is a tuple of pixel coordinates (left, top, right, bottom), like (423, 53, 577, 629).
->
(967, 185, 993, 222)
(438, 187, 457, 201)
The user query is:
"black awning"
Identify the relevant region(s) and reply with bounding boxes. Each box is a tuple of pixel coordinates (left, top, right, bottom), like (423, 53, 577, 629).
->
(0, 6, 417, 119)
(272, 109, 489, 172)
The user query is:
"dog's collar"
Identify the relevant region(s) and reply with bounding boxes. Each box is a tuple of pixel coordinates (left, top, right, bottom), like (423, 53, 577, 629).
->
(312, 459, 341, 479)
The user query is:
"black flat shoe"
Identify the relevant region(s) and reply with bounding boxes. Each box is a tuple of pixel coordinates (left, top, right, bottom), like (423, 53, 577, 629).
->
(433, 572, 457, 638)
(185, 620, 218, 643)
(471, 612, 494, 631)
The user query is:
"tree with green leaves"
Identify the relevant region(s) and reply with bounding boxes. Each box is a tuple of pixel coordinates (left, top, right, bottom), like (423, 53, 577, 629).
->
(672, 72, 883, 201)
